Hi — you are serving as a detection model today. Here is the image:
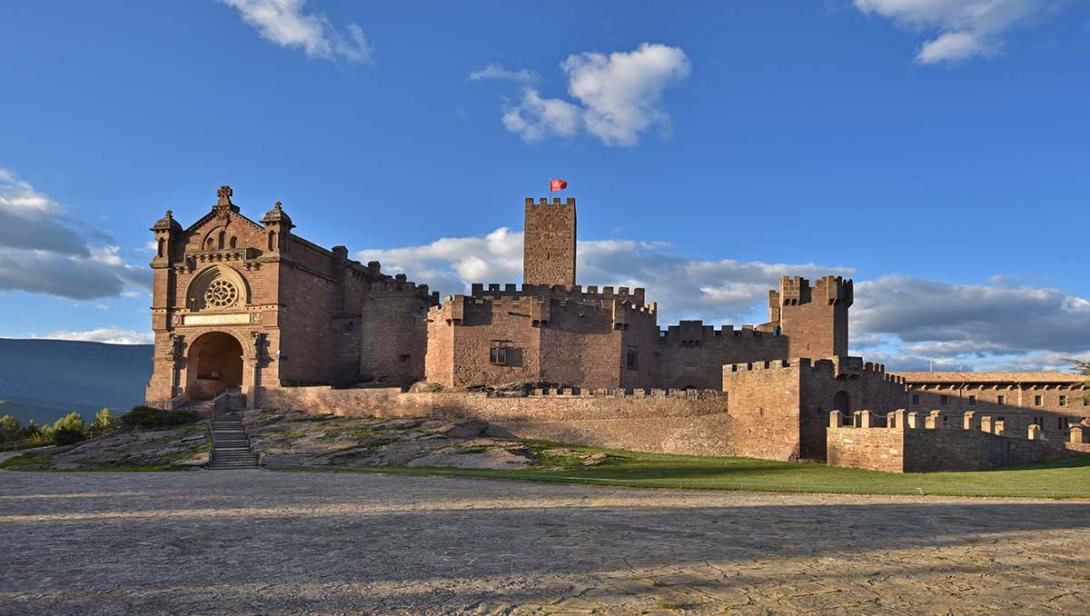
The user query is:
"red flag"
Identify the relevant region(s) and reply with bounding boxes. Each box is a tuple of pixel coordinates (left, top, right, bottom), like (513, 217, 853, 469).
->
(549, 179, 568, 191)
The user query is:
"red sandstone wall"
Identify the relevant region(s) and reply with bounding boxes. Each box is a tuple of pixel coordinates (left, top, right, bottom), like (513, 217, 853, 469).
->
(721, 360, 804, 460)
(827, 426, 904, 473)
(798, 358, 908, 460)
(523, 197, 576, 287)
(657, 324, 789, 390)
(359, 282, 430, 387)
(259, 386, 796, 460)
(778, 276, 851, 359)
(827, 423, 1071, 473)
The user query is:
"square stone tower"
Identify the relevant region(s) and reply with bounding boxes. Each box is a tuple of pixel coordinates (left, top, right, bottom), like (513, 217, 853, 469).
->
(523, 197, 577, 287)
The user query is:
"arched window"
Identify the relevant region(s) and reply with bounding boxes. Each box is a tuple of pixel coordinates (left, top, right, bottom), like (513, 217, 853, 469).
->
(218, 231, 226, 250)
(229, 236, 238, 249)
(205, 237, 214, 250)
(268, 231, 277, 251)
(157, 238, 165, 258)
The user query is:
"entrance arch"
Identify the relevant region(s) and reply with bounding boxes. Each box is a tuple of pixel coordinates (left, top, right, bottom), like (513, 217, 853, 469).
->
(187, 332, 244, 400)
(832, 390, 850, 422)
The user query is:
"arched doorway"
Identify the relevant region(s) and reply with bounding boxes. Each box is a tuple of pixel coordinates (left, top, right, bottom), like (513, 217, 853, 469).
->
(832, 391, 850, 424)
(187, 332, 243, 400)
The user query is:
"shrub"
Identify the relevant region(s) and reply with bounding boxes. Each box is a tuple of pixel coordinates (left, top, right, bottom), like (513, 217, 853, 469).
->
(50, 412, 88, 446)
(90, 408, 119, 434)
(0, 415, 20, 442)
(52, 426, 87, 445)
(120, 405, 201, 430)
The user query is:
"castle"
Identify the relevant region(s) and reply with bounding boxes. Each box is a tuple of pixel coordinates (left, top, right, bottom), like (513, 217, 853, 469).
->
(146, 186, 1089, 470)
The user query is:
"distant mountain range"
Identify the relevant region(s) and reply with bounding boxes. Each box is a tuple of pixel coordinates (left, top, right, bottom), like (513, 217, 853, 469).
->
(0, 338, 153, 425)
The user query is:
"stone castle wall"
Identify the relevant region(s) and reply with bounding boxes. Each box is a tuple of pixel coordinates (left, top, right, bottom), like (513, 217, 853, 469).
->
(827, 411, 1077, 473)
(259, 386, 796, 460)
(523, 197, 576, 287)
(722, 357, 908, 461)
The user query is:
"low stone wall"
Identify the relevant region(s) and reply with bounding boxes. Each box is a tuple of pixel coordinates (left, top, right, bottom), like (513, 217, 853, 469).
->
(827, 411, 1075, 473)
(258, 385, 796, 460)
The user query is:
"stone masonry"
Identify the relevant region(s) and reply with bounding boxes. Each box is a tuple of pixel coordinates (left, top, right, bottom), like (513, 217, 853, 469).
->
(147, 186, 1090, 469)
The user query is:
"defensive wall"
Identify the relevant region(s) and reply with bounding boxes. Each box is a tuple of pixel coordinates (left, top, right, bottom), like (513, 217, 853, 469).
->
(827, 409, 1089, 473)
(722, 357, 908, 461)
(258, 385, 799, 460)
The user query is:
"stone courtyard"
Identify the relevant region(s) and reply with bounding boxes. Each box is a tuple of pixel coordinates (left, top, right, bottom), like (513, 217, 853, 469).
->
(1, 471, 1088, 614)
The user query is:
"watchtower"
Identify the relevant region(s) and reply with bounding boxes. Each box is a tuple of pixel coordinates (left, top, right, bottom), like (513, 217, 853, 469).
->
(773, 275, 853, 358)
(523, 197, 576, 287)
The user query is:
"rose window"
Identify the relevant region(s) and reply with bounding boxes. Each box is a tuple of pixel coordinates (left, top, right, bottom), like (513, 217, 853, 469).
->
(204, 279, 239, 308)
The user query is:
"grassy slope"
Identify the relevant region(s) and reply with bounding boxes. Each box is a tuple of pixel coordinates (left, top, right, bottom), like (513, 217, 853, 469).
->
(272, 442, 1090, 499)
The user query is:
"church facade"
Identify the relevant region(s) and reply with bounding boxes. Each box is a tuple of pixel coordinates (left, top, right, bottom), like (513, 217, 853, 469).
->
(145, 186, 436, 409)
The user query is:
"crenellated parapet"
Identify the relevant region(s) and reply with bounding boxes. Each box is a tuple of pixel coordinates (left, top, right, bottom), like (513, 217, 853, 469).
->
(429, 292, 656, 329)
(779, 275, 853, 307)
(521, 387, 726, 399)
(659, 321, 781, 344)
(467, 282, 647, 307)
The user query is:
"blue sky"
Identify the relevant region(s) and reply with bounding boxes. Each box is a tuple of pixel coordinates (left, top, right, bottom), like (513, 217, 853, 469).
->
(1, 0, 1088, 372)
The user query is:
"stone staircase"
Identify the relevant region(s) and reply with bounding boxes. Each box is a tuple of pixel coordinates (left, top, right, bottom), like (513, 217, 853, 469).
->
(207, 410, 260, 470)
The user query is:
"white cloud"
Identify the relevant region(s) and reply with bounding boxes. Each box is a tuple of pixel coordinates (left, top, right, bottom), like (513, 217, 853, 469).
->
(853, 275, 1090, 370)
(853, 0, 1055, 64)
(0, 168, 150, 300)
(479, 43, 691, 146)
(222, 0, 373, 64)
(359, 227, 851, 326)
(40, 328, 154, 345)
(501, 90, 582, 143)
(468, 64, 538, 84)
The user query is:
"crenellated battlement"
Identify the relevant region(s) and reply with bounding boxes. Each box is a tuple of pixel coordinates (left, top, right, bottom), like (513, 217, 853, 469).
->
(428, 292, 657, 325)
(659, 320, 780, 341)
(466, 282, 648, 307)
(517, 387, 726, 399)
(525, 196, 576, 208)
(779, 275, 853, 307)
(367, 276, 440, 304)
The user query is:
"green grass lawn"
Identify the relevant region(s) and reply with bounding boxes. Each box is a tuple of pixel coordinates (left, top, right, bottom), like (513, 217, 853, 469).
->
(271, 443, 1090, 500)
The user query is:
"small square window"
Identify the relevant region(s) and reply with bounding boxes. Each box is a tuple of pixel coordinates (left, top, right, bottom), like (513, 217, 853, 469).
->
(1083, 397, 1089, 407)
(489, 346, 508, 366)
(997, 394, 1006, 405)
(968, 395, 976, 406)
(1034, 395, 1043, 407)
(1059, 395, 1067, 407)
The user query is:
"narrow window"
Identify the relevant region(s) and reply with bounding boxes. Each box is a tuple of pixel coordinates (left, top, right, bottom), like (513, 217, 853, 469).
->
(218, 231, 225, 249)
(1084, 397, 1089, 407)
(157, 238, 165, 257)
(626, 349, 639, 370)
(1034, 395, 1043, 407)
(1058, 417, 1065, 430)
(489, 346, 508, 366)
(911, 394, 919, 406)
(1059, 395, 1067, 407)
(997, 394, 1006, 405)
(268, 231, 277, 251)
(229, 236, 238, 249)
(940, 395, 948, 405)
(968, 395, 976, 406)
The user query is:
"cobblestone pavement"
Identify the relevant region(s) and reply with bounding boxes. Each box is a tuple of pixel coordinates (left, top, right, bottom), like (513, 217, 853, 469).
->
(1, 471, 1089, 615)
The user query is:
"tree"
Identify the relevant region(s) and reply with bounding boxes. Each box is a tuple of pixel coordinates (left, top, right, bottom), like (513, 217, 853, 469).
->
(90, 408, 118, 434)
(1071, 360, 1090, 404)
(51, 412, 87, 446)
(0, 415, 20, 442)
